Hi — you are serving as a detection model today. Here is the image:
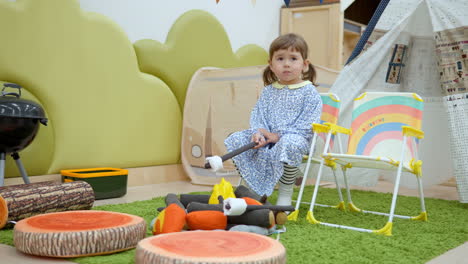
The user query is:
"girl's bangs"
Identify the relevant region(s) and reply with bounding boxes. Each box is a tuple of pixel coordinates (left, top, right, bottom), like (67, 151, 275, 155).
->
(271, 38, 307, 58)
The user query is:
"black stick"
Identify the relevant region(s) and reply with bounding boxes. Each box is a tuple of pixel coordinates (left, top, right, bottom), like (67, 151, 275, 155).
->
(204, 141, 257, 169)
(245, 205, 295, 212)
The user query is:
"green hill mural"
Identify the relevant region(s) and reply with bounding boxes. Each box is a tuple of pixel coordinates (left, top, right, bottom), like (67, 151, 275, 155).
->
(0, 0, 181, 175)
(134, 10, 268, 110)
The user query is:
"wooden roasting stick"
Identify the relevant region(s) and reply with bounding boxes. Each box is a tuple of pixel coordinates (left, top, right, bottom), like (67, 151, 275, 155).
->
(204, 141, 258, 169)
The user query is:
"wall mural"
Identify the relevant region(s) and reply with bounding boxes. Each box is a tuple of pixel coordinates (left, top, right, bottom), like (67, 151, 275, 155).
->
(214, 0, 324, 6)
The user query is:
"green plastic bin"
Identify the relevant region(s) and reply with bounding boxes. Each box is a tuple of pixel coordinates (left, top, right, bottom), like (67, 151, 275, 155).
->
(61, 167, 128, 200)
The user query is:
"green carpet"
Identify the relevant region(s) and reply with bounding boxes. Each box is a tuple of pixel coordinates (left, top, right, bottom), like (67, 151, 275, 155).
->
(1, 186, 467, 264)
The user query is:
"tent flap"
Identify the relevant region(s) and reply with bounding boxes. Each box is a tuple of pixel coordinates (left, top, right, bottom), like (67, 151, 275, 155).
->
(330, 0, 468, 203)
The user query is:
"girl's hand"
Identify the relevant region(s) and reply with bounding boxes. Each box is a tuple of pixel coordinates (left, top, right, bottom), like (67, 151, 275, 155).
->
(252, 132, 267, 149)
(258, 128, 280, 144)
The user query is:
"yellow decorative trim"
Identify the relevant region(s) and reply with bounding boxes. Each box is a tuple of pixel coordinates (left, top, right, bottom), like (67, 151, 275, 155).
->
(376, 156, 381, 161)
(333, 201, 346, 211)
(60, 167, 128, 178)
(412, 93, 424, 102)
(324, 123, 352, 135)
(307, 211, 320, 224)
(328, 93, 340, 102)
(402, 126, 424, 139)
(354, 92, 367, 101)
(373, 222, 393, 236)
(343, 163, 353, 170)
(411, 211, 428, 221)
(348, 202, 362, 212)
(388, 158, 400, 166)
(287, 210, 299, 221)
(324, 159, 337, 170)
(272, 80, 312, 89)
(312, 123, 331, 134)
(409, 159, 423, 177)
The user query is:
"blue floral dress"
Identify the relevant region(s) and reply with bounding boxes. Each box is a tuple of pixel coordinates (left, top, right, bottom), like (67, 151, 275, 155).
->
(224, 80, 322, 196)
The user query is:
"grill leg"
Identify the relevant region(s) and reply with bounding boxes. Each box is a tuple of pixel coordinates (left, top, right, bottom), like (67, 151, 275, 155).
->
(0, 153, 5, 186)
(11, 153, 30, 184)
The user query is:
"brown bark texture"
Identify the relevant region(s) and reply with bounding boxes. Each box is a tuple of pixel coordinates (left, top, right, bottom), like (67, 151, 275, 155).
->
(0, 181, 95, 229)
(14, 211, 146, 257)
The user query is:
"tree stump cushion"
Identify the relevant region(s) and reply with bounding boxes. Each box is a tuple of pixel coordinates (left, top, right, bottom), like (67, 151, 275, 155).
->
(135, 230, 286, 264)
(14, 210, 146, 257)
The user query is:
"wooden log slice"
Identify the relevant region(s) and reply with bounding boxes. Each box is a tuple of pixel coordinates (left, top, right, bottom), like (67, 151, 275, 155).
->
(14, 210, 146, 258)
(0, 181, 95, 229)
(135, 230, 286, 264)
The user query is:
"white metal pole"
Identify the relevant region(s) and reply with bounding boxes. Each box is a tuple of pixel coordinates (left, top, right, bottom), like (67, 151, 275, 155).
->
(308, 132, 332, 212)
(412, 138, 426, 212)
(388, 136, 407, 223)
(295, 133, 318, 211)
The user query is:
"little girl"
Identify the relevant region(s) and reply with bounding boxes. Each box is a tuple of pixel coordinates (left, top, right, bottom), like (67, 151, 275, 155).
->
(224, 33, 322, 206)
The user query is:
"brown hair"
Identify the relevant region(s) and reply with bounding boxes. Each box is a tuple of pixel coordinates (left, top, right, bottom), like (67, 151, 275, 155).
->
(262, 33, 317, 86)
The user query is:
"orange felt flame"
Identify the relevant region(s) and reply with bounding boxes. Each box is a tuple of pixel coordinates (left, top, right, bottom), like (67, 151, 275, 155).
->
(242, 197, 262, 205)
(186, 211, 227, 230)
(153, 204, 186, 235)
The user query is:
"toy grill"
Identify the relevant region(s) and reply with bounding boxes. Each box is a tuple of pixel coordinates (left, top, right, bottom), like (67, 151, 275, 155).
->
(0, 83, 47, 186)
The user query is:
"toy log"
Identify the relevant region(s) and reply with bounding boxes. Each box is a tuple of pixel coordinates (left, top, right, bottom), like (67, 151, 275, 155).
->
(14, 210, 146, 257)
(157, 193, 186, 212)
(204, 141, 257, 169)
(223, 198, 293, 216)
(0, 181, 95, 229)
(158, 194, 214, 212)
(180, 194, 211, 207)
(228, 209, 274, 228)
(165, 193, 185, 209)
(186, 202, 223, 213)
(234, 185, 271, 205)
(186, 202, 276, 228)
(186, 195, 225, 213)
(225, 203, 294, 216)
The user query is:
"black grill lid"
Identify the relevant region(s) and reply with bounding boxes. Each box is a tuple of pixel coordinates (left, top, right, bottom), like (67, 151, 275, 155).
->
(0, 83, 47, 123)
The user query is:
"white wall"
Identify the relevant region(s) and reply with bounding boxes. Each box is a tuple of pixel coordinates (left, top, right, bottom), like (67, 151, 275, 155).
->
(79, 0, 284, 52)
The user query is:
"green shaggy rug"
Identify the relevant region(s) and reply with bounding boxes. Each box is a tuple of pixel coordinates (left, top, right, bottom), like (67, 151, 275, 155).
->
(1, 186, 467, 264)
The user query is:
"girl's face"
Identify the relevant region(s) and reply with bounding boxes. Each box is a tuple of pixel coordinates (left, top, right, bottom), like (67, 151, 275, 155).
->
(269, 47, 309, 85)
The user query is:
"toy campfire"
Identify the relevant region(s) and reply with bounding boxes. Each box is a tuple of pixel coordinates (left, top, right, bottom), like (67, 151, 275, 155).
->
(151, 178, 293, 235)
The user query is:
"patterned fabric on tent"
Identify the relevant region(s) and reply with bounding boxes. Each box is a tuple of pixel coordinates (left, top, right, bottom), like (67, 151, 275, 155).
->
(330, 0, 468, 203)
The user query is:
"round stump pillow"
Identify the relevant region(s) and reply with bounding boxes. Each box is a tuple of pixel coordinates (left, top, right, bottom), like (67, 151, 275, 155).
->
(14, 210, 146, 257)
(135, 230, 286, 264)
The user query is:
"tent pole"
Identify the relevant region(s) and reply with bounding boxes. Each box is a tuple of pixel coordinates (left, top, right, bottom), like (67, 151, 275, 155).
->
(345, 0, 391, 65)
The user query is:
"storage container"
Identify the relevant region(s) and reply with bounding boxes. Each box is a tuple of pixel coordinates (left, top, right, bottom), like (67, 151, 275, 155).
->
(61, 168, 128, 200)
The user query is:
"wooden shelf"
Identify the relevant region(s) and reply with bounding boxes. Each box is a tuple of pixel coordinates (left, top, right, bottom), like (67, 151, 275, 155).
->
(344, 19, 366, 35)
(284, 0, 340, 8)
(281, 4, 366, 70)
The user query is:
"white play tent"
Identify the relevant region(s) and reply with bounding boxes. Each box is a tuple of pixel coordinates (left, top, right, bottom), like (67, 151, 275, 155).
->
(329, 0, 467, 202)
